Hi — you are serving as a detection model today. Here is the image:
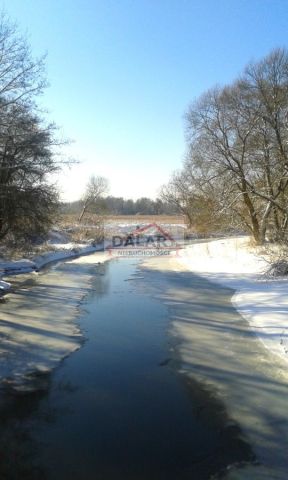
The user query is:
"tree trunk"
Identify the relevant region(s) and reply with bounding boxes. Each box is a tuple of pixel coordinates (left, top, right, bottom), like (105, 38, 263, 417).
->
(78, 202, 88, 222)
(241, 182, 261, 244)
(259, 201, 274, 244)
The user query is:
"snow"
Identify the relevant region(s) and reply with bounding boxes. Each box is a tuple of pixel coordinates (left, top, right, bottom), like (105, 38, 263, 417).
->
(0, 244, 103, 290)
(0, 260, 37, 292)
(104, 221, 187, 233)
(1, 230, 287, 390)
(177, 237, 288, 364)
(0, 237, 108, 389)
(33, 244, 102, 269)
(0, 246, 109, 391)
(0, 279, 11, 291)
(46, 228, 70, 244)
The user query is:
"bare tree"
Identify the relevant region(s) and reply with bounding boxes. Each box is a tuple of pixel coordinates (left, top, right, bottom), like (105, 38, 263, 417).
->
(78, 175, 109, 222)
(160, 166, 227, 233)
(0, 13, 46, 109)
(182, 48, 288, 244)
(0, 14, 65, 242)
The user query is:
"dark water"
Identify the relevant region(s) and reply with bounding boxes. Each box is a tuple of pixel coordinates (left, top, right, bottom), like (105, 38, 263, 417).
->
(0, 258, 254, 479)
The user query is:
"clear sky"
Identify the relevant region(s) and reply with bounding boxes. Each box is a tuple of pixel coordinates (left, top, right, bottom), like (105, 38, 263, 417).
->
(2, 0, 288, 200)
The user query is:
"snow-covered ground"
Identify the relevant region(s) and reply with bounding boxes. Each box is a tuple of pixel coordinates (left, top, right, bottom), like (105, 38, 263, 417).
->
(0, 231, 109, 389)
(1, 230, 287, 390)
(0, 243, 103, 293)
(0, 221, 186, 292)
(177, 237, 288, 364)
(0, 247, 109, 391)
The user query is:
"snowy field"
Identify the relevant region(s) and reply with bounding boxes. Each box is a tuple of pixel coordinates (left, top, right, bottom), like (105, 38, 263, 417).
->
(177, 237, 288, 365)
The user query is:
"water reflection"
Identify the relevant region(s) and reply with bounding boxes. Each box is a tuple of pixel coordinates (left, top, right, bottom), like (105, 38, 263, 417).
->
(140, 258, 288, 479)
(0, 258, 254, 480)
(34, 259, 253, 479)
(0, 376, 50, 480)
(0, 258, 104, 390)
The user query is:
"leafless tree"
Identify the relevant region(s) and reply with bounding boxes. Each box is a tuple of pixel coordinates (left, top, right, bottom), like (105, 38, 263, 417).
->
(160, 167, 224, 232)
(0, 103, 61, 240)
(181, 48, 288, 244)
(0, 14, 66, 242)
(78, 175, 109, 222)
(160, 171, 193, 226)
(0, 13, 46, 109)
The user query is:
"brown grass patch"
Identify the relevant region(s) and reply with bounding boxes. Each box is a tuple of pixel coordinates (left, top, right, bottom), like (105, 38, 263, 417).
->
(59, 213, 186, 225)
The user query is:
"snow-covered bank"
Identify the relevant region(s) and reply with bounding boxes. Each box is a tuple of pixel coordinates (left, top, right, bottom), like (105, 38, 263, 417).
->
(177, 237, 288, 364)
(0, 250, 109, 391)
(0, 238, 108, 391)
(0, 244, 104, 294)
(0, 279, 11, 292)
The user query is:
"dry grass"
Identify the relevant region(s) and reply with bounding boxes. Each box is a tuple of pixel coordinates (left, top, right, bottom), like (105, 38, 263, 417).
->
(0, 214, 187, 261)
(261, 243, 288, 276)
(0, 241, 55, 262)
(59, 213, 186, 225)
(57, 213, 187, 242)
(106, 214, 185, 223)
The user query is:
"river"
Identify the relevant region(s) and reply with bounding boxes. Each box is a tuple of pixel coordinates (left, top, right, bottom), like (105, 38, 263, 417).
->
(0, 253, 287, 479)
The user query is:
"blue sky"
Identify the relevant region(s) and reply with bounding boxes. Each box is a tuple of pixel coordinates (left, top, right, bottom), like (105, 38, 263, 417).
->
(2, 0, 288, 200)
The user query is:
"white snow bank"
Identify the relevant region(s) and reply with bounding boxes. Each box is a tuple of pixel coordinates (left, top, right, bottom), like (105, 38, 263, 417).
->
(0, 259, 37, 274)
(177, 237, 288, 364)
(0, 244, 103, 290)
(33, 244, 102, 269)
(105, 221, 187, 232)
(0, 248, 108, 391)
(47, 228, 70, 244)
(0, 260, 37, 292)
(0, 280, 11, 291)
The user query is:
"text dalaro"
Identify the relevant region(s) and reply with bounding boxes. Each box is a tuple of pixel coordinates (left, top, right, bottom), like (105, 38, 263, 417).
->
(112, 234, 172, 248)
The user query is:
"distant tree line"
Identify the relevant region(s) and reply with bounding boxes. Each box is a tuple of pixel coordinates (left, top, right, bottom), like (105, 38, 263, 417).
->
(62, 195, 179, 217)
(162, 49, 288, 244)
(105, 196, 178, 215)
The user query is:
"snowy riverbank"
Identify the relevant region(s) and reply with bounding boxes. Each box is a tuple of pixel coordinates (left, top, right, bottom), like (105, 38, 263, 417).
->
(0, 241, 108, 391)
(177, 237, 288, 365)
(1, 234, 287, 391)
(0, 244, 103, 293)
(0, 249, 109, 391)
